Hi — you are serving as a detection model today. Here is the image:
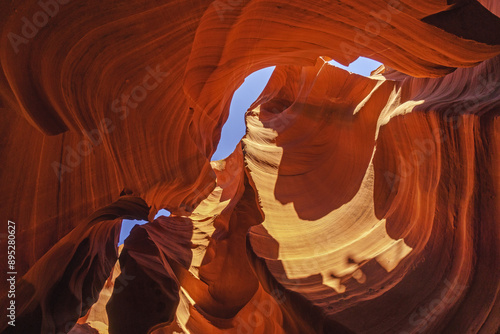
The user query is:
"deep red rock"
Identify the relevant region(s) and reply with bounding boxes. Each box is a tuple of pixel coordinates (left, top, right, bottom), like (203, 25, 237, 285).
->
(0, 0, 499, 333)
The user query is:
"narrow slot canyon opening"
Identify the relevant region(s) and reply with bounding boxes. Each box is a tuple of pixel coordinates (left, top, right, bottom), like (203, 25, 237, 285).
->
(118, 209, 171, 245)
(328, 57, 382, 77)
(211, 57, 381, 162)
(211, 67, 276, 161)
(117, 58, 382, 246)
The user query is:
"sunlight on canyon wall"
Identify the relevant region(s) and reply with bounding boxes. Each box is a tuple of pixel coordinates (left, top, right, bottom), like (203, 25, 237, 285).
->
(0, 0, 499, 333)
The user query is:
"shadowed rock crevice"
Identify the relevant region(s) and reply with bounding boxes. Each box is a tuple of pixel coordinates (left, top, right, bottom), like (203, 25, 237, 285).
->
(1, 1, 500, 333)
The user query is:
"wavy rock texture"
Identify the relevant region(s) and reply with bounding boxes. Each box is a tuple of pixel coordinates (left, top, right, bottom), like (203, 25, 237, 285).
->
(0, 0, 499, 333)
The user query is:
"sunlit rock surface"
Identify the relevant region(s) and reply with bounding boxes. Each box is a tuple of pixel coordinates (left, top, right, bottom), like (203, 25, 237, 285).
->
(1, 0, 499, 333)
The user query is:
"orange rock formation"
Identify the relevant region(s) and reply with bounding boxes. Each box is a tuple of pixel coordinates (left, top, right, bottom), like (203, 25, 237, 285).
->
(0, 0, 499, 333)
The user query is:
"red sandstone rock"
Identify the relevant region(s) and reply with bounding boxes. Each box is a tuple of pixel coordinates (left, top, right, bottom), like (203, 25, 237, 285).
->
(0, 0, 499, 333)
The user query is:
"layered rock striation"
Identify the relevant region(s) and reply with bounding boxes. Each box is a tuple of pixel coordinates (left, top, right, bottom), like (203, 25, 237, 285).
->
(0, 0, 499, 333)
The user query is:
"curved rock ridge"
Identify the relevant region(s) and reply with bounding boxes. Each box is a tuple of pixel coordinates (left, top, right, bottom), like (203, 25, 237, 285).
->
(244, 55, 500, 333)
(0, 0, 499, 333)
(0, 196, 149, 333)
